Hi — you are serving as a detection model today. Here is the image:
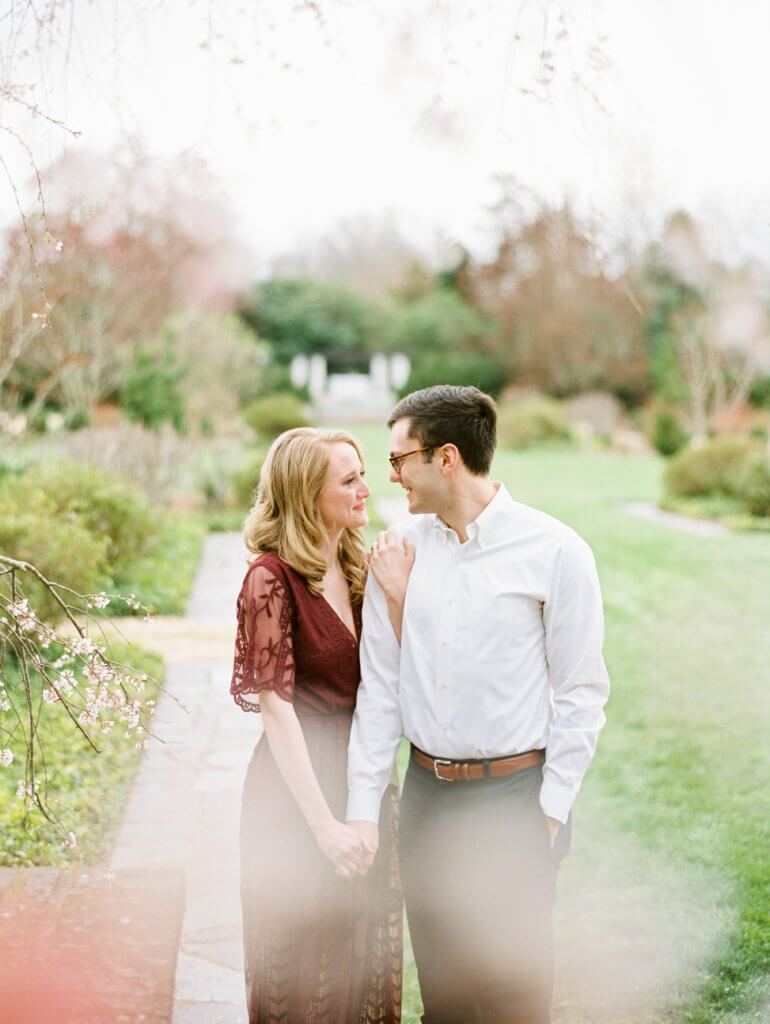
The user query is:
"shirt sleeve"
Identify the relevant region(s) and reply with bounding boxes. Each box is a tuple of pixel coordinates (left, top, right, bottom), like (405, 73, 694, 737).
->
(230, 563, 295, 712)
(540, 533, 610, 823)
(346, 570, 404, 824)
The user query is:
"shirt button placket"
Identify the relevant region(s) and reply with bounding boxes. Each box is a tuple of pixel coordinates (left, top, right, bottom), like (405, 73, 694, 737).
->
(436, 562, 459, 741)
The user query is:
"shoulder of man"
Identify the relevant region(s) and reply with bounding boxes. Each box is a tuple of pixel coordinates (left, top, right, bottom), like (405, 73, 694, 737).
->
(508, 499, 595, 560)
(383, 514, 433, 544)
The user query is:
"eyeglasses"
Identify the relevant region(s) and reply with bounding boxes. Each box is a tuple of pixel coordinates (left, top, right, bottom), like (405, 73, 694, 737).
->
(388, 446, 436, 474)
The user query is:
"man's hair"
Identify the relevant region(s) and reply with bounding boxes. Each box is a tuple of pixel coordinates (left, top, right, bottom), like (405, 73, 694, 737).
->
(388, 385, 497, 475)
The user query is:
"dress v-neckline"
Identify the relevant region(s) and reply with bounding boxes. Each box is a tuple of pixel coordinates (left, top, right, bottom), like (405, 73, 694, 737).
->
(319, 594, 359, 644)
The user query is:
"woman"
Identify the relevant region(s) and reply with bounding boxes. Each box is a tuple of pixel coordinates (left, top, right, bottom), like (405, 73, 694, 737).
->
(230, 427, 410, 1024)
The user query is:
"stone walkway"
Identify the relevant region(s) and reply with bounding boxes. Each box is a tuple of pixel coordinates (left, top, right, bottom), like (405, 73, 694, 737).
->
(111, 532, 256, 1024)
(622, 500, 729, 537)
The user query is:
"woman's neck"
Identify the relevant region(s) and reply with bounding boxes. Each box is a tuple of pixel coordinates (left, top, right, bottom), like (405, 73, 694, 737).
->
(318, 528, 344, 573)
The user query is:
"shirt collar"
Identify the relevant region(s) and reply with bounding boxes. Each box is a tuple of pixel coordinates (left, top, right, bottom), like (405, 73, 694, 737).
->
(432, 482, 514, 548)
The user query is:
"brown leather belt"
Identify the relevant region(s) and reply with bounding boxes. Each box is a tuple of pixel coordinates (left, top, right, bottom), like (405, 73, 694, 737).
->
(411, 745, 545, 782)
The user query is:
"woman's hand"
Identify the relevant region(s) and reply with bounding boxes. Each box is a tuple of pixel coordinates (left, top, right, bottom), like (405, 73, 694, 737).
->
(368, 529, 415, 603)
(312, 817, 370, 878)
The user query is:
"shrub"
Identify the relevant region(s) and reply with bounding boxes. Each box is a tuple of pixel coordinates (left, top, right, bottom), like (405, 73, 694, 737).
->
(497, 398, 571, 449)
(158, 311, 268, 430)
(398, 353, 507, 399)
(564, 391, 622, 438)
(663, 436, 756, 498)
(1, 462, 157, 574)
(737, 453, 770, 517)
(0, 489, 110, 623)
(47, 423, 195, 505)
(48, 462, 154, 569)
(652, 409, 689, 457)
(120, 341, 186, 433)
(748, 375, 770, 409)
(64, 408, 90, 432)
(242, 393, 309, 439)
(232, 448, 267, 508)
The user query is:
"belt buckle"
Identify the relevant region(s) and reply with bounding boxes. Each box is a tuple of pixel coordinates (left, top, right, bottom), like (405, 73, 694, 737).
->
(433, 758, 455, 782)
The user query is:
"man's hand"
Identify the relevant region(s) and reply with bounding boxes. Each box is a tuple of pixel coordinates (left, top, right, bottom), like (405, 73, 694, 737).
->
(546, 816, 561, 849)
(345, 820, 379, 876)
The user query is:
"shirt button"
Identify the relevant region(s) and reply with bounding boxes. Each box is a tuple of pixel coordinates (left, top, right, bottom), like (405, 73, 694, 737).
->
(439, 682, 447, 691)
(441, 722, 448, 731)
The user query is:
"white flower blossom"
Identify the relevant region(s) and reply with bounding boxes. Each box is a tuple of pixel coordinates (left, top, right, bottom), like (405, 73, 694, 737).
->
(42, 688, 59, 704)
(16, 779, 39, 799)
(62, 831, 77, 849)
(70, 636, 97, 657)
(0, 749, 13, 767)
(8, 599, 38, 632)
(57, 670, 76, 694)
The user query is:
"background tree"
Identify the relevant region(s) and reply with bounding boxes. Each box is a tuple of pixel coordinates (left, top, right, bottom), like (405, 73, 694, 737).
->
(643, 212, 770, 442)
(240, 277, 390, 370)
(465, 204, 648, 404)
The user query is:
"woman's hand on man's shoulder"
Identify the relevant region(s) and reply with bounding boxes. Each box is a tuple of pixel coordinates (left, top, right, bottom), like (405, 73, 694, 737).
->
(367, 529, 416, 602)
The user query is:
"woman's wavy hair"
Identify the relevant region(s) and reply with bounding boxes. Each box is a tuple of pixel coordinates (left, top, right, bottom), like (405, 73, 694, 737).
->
(243, 427, 368, 603)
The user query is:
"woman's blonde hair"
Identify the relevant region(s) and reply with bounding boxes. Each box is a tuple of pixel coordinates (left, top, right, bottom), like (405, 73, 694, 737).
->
(243, 427, 368, 603)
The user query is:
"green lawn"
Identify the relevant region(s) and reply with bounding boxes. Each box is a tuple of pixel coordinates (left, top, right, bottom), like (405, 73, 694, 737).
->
(349, 426, 770, 1024)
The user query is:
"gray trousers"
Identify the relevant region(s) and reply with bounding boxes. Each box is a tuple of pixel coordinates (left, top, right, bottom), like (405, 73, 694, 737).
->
(399, 756, 568, 1024)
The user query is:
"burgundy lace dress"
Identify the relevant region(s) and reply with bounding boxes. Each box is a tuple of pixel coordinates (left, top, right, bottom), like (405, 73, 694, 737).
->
(231, 552, 402, 1024)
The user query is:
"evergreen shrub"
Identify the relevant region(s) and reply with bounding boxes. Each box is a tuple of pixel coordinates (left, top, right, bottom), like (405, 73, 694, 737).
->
(242, 393, 309, 439)
(497, 398, 571, 449)
(663, 436, 755, 498)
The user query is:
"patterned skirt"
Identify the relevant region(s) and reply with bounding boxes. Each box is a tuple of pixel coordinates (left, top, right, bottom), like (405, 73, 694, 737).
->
(240, 712, 402, 1024)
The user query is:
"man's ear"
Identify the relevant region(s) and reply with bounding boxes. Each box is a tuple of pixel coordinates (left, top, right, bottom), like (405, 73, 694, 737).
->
(438, 444, 461, 472)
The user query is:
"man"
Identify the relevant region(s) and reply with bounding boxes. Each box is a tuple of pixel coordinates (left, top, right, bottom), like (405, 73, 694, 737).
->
(346, 385, 610, 1024)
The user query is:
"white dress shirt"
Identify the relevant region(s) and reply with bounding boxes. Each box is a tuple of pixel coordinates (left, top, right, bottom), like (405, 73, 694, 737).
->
(346, 483, 610, 825)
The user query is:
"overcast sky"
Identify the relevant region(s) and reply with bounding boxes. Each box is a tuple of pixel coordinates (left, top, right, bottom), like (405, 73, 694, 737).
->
(3, 0, 770, 273)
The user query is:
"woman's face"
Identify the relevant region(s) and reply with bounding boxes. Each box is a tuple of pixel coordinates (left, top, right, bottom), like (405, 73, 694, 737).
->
(318, 442, 370, 533)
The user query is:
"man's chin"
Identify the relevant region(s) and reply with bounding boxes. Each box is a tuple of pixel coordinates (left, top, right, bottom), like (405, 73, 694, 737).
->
(405, 491, 422, 514)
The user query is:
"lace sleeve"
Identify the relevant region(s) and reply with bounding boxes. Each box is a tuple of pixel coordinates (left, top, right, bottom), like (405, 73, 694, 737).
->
(230, 563, 295, 712)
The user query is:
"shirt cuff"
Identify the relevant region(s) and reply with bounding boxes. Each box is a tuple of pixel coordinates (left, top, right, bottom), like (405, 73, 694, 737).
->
(346, 787, 383, 824)
(539, 777, 578, 825)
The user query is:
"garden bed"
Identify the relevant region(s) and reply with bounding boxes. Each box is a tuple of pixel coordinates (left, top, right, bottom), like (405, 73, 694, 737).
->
(659, 494, 770, 533)
(0, 642, 163, 868)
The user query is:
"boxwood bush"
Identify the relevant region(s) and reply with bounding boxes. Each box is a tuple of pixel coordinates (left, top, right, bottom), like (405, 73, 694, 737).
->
(663, 436, 755, 498)
(0, 461, 159, 623)
(0, 491, 110, 622)
(497, 398, 571, 450)
(242, 393, 309, 439)
(737, 453, 770, 517)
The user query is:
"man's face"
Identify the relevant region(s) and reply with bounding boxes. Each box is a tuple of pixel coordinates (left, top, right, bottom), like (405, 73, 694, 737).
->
(388, 418, 444, 514)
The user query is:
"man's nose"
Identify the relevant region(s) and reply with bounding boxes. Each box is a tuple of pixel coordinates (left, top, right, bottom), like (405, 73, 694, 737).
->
(389, 468, 400, 484)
